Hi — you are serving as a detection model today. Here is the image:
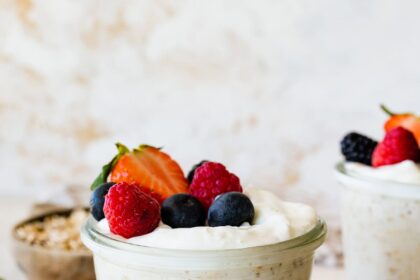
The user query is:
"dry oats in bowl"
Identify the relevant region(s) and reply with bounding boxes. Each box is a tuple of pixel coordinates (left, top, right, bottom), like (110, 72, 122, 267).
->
(12, 208, 95, 280)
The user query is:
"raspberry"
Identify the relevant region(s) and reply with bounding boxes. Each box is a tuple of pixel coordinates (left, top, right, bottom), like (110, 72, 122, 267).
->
(372, 127, 420, 167)
(189, 162, 242, 210)
(340, 132, 377, 165)
(187, 160, 208, 184)
(103, 182, 160, 238)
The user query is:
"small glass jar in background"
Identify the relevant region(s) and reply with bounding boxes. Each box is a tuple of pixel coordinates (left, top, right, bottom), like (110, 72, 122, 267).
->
(335, 162, 420, 280)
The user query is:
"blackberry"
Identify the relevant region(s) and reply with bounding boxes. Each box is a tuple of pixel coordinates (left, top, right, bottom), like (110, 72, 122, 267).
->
(340, 132, 377, 165)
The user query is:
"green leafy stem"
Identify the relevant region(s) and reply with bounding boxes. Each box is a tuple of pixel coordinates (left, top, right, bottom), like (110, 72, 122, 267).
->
(90, 143, 129, 190)
(380, 104, 411, 116)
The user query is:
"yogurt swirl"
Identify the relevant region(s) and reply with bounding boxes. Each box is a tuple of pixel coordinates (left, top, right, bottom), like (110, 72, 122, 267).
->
(345, 160, 420, 185)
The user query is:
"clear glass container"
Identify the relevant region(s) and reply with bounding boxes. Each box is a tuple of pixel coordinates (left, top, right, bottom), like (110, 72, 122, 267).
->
(335, 162, 420, 280)
(81, 217, 326, 280)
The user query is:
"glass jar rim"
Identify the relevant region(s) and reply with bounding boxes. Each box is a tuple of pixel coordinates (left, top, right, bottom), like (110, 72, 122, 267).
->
(81, 216, 327, 257)
(335, 161, 420, 198)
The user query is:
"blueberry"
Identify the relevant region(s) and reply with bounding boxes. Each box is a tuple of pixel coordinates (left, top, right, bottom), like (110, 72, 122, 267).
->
(161, 194, 206, 228)
(208, 192, 254, 227)
(90, 182, 115, 221)
(187, 160, 208, 184)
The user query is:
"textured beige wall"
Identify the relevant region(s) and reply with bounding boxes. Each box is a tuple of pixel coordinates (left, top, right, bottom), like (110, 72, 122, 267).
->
(1, 0, 420, 265)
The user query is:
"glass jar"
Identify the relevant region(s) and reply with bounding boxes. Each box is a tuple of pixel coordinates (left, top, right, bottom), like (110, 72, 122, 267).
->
(81, 217, 326, 280)
(335, 162, 420, 280)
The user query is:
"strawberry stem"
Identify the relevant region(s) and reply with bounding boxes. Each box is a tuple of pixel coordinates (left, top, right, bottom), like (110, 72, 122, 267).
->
(380, 104, 413, 116)
(380, 104, 397, 116)
(116, 142, 129, 154)
(134, 144, 162, 153)
(90, 142, 129, 190)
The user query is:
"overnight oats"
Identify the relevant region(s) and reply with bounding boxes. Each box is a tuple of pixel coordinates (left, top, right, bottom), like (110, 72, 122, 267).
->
(81, 144, 326, 279)
(336, 106, 420, 280)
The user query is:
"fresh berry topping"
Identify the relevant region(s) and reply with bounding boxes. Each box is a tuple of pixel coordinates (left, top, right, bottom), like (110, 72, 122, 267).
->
(207, 192, 254, 227)
(340, 132, 378, 165)
(161, 194, 206, 228)
(189, 162, 242, 210)
(90, 182, 115, 221)
(108, 144, 188, 204)
(103, 182, 160, 238)
(382, 105, 420, 147)
(187, 160, 208, 184)
(372, 127, 420, 167)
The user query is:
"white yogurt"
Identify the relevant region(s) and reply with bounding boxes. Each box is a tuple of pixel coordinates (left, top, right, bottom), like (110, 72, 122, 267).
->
(96, 188, 318, 250)
(345, 160, 420, 184)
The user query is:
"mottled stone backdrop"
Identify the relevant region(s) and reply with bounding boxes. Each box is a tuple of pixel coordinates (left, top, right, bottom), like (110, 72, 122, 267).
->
(1, 0, 420, 264)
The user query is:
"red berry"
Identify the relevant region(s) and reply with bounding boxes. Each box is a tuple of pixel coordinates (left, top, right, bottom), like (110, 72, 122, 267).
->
(372, 127, 420, 167)
(189, 162, 242, 210)
(110, 145, 188, 204)
(103, 182, 160, 238)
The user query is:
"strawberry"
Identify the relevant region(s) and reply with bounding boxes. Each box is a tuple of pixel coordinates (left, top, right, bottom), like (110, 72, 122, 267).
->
(91, 143, 188, 204)
(372, 127, 420, 167)
(381, 104, 420, 147)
